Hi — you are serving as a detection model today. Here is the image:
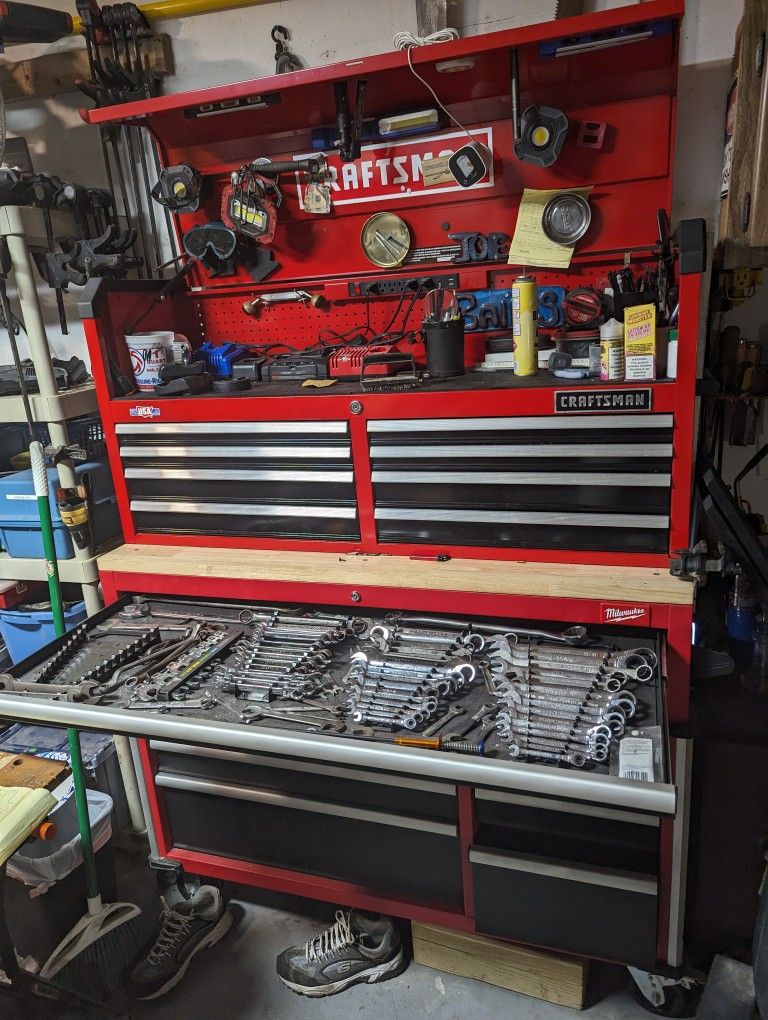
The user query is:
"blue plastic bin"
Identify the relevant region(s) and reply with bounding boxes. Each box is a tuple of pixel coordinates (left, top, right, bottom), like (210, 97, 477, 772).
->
(0, 600, 87, 663)
(0, 460, 120, 560)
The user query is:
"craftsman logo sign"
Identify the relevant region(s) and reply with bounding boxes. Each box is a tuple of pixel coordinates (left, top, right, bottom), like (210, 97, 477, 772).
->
(293, 128, 494, 208)
(601, 603, 651, 625)
(554, 388, 652, 413)
(128, 405, 161, 418)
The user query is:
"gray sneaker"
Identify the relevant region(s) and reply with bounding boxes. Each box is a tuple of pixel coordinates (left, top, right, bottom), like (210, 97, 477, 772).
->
(129, 886, 232, 1000)
(276, 909, 405, 997)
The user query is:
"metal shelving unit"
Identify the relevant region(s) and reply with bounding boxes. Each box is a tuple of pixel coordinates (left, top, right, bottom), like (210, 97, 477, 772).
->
(0, 205, 103, 615)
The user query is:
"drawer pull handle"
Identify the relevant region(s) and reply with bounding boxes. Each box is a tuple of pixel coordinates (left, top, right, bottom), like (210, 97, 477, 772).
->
(469, 848, 657, 895)
(157, 773, 457, 837)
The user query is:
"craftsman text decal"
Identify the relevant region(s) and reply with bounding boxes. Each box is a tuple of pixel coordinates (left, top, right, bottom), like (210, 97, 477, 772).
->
(293, 128, 494, 208)
(554, 388, 652, 413)
(600, 603, 651, 625)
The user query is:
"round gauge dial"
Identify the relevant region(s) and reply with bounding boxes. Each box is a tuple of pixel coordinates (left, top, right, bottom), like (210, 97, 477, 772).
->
(360, 212, 411, 268)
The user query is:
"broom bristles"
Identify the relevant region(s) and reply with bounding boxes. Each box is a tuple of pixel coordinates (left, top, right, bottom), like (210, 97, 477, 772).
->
(51, 913, 144, 998)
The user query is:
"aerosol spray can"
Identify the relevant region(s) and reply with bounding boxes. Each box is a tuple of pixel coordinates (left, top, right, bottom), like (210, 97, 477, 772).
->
(512, 274, 537, 376)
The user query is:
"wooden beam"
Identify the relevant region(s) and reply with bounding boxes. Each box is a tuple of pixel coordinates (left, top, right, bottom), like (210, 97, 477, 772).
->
(412, 922, 588, 1009)
(97, 543, 695, 605)
(0, 35, 174, 103)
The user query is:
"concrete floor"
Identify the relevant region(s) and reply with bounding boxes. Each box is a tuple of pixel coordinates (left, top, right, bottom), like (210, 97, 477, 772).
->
(3, 847, 655, 1018)
(120, 896, 653, 1020)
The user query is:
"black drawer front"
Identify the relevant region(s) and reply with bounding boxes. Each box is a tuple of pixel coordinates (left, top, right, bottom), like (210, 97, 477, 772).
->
(132, 507, 359, 540)
(471, 848, 658, 968)
(163, 787, 463, 906)
(368, 414, 672, 553)
(117, 420, 359, 540)
(154, 749, 458, 823)
(475, 798, 659, 874)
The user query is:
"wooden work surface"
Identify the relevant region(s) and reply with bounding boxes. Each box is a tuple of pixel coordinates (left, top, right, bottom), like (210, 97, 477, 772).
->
(98, 545, 695, 606)
(0, 750, 68, 792)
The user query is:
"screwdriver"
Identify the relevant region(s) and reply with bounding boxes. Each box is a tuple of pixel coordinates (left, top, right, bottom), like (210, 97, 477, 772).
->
(394, 736, 485, 755)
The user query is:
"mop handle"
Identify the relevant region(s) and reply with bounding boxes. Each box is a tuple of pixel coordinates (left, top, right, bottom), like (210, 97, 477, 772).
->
(31, 441, 65, 635)
(32, 443, 100, 904)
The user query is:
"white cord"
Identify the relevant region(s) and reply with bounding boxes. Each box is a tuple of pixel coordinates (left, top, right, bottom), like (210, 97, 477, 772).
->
(393, 28, 476, 142)
(392, 29, 460, 50)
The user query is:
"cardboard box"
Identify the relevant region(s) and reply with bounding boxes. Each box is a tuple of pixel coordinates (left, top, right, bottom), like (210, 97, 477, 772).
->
(624, 303, 657, 381)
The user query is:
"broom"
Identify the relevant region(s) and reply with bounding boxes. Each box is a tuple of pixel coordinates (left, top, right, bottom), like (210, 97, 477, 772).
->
(30, 440, 143, 995)
(0, 265, 142, 995)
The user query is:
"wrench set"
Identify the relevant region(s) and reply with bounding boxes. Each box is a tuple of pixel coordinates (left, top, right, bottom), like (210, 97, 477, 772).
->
(209, 614, 358, 701)
(484, 635, 657, 767)
(1, 596, 663, 774)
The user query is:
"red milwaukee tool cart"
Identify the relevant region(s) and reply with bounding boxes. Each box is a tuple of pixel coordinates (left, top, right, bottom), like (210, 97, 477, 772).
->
(0, 0, 701, 974)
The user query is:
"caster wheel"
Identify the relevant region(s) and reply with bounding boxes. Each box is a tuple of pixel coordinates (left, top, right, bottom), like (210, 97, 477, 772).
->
(631, 980, 698, 1017)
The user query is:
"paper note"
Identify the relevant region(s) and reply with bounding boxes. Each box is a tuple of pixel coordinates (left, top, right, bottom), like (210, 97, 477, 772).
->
(0, 787, 57, 864)
(508, 187, 592, 269)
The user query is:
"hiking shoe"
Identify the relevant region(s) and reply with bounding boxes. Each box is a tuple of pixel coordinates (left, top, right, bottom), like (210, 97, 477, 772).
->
(276, 909, 404, 997)
(129, 886, 232, 1000)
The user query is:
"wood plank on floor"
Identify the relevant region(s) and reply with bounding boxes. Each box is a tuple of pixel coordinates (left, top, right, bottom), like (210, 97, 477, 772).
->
(412, 922, 588, 1009)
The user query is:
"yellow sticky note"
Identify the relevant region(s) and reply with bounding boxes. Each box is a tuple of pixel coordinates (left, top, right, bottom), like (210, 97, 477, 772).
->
(508, 187, 592, 269)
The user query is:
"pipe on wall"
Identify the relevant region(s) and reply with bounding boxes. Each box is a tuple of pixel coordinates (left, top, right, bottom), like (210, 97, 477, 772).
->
(71, 0, 275, 36)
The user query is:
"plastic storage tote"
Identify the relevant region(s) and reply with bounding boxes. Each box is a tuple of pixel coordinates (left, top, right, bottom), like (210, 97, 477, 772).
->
(4, 791, 116, 961)
(0, 723, 130, 832)
(0, 600, 87, 663)
(0, 459, 120, 559)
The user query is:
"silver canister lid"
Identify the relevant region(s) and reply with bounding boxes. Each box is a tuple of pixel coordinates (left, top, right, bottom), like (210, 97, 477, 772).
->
(541, 193, 592, 244)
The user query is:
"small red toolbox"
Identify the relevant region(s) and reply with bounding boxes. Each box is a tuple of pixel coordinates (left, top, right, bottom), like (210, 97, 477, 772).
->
(328, 344, 397, 377)
(0, 579, 46, 610)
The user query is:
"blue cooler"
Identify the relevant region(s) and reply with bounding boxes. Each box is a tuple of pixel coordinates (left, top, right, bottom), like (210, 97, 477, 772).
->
(0, 460, 120, 559)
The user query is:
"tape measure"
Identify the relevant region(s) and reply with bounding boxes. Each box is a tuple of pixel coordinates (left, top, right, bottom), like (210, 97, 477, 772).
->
(563, 287, 604, 329)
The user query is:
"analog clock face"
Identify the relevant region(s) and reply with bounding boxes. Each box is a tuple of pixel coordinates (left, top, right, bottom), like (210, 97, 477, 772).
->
(360, 212, 411, 268)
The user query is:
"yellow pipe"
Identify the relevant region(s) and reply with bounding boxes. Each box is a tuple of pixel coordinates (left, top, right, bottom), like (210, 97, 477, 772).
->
(71, 0, 274, 35)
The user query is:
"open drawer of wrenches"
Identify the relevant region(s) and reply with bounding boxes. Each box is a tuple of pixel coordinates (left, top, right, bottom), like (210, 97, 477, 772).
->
(0, 594, 675, 816)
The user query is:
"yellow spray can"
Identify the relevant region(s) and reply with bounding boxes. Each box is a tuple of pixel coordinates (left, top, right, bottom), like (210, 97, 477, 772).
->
(512, 274, 537, 376)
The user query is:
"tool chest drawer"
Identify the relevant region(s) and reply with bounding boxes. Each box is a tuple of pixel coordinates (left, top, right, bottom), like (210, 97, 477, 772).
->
(368, 414, 672, 554)
(118, 421, 358, 540)
(470, 845, 658, 967)
(0, 594, 678, 815)
(156, 772, 464, 906)
(474, 789, 660, 874)
(149, 741, 458, 823)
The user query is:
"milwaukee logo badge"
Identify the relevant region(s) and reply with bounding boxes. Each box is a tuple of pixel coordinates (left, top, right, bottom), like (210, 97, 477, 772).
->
(128, 405, 160, 418)
(293, 127, 494, 208)
(601, 603, 650, 624)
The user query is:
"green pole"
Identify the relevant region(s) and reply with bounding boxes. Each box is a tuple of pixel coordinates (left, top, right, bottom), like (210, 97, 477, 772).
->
(31, 441, 99, 904)
(30, 441, 65, 637)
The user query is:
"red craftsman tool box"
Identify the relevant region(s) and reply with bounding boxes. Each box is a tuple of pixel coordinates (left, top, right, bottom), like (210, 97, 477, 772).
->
(78, 0, 701, 570)
(0, 0, 703, 981)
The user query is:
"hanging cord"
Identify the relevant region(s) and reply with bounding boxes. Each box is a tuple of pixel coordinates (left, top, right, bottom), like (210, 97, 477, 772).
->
(393, 28, 476, 142)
